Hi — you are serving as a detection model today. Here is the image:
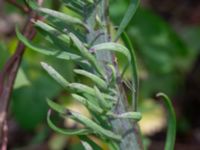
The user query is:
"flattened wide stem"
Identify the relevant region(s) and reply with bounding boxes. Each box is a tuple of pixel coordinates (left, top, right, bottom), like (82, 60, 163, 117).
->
(84, 0, 143, 149)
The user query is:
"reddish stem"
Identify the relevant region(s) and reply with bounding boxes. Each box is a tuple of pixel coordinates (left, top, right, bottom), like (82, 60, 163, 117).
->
(0, 1, 43, 149)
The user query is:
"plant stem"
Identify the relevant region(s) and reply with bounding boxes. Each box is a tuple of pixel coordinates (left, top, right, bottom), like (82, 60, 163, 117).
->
(84, 0, 143, 149)
(0, 1, 43, 149)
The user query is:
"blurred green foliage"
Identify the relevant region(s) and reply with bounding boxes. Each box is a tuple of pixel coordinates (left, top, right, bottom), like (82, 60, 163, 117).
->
(110, 0, 198, 99)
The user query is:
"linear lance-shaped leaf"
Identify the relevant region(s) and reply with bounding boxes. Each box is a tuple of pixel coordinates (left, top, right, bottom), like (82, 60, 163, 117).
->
(74, 69, 107, 89)
(34, 21, 71, 45)
(37, 7, 89, 30)
(47, 99, 121, 141)
(41, 62, 70, 88)
(80, 135, 102, 150)
(71, 94, 103, 114)
(156, 93, 176, 150)
(90, 42, 131, 62)
(107, 112, 142, 121)
(91, 42, 131, 76)
(115, 0, 140, 41)
(47, 109, 91, 135)
(41, 62, 115, 101)
(16, 27, 81, 60)
(121, 32, 139, 111)
(69, 33, 105, 78)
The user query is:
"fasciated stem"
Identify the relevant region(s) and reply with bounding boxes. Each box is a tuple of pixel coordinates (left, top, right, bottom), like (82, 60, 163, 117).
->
(84, 1, 143, 149)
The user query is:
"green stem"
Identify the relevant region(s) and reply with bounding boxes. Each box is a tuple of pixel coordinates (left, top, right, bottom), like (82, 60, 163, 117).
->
(84, 1, 143, 149)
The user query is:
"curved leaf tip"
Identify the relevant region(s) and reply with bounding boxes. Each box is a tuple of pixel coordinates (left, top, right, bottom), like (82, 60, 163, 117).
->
(156, 93, 176, 150)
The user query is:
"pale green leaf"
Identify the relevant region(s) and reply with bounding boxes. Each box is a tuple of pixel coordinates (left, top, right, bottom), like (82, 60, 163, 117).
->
(47, 110, 91, 135)
(71, 94, 103, 114)
(80, 136, 102, 150)
(37, 8, 88, 30)
(107, 112, 142, 121)
(74, 69, 107, 89)
(16, 27, 81, 60)
(81, 141, 94, 150)
(47, 99, 121, 141)
(69, 33, 105, 78)
(91, 42, 131, 62)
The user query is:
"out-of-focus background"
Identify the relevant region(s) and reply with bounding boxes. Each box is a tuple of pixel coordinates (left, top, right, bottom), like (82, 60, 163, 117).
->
(1, 0, 200, 149)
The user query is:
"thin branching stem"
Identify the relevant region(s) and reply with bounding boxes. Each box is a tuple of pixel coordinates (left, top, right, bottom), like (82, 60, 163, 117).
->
(0, 1, 44, 149)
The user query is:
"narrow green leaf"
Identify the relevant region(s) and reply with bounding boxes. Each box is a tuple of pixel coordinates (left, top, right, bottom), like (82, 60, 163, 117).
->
(156, 93, 176, 150)
(94, 86, 111, 110)
(64, 2, 83, 14)
(121, 32, 139, 111)
(74, 69, 107, 89)
(37, 8, 88, 30)
(107, 112, 142, 121)
(41, 62, 70, 89)
(26, 0, 38, 10)
(86, 0, 94, 4)
(47, 99, 91, 135)
(34, 20, 83, 58)
(91, 42, 131, 77)
(70, 110, 121, 141)
(75, 0, 85, 6)
(69, 33, 105, 78)
(71, 94, 103, 114)
(81, 140, 94, 150)
(63, 0, 84, 12)
(47, 98, 66, 114)
(114, 0, 140, 41)
(90, 42, 131, 62)
(34, 21, 71, 45)
(70, 83, 97, 95)
(69, 83, 115, 101)
(41, 63, 114, 101)
(82, 93, 103, 108)
(16, 27, 81, 60)
(80, 136, 102, 150)
(47, 99, 121, 141)
(47, 110, 91, 135)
